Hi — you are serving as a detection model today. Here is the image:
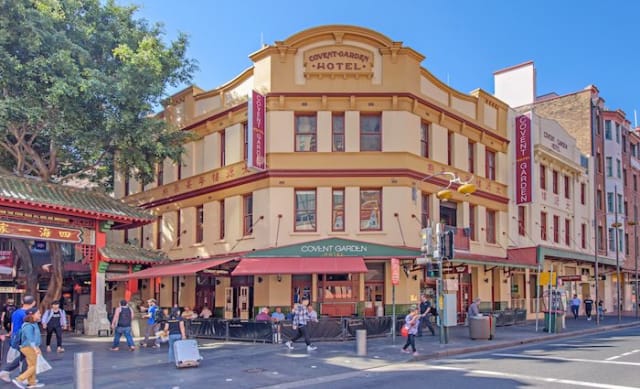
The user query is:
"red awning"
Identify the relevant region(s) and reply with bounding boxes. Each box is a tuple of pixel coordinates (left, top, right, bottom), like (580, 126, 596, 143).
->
(107, 258, 234, 281)
(231, 257, 367, 276)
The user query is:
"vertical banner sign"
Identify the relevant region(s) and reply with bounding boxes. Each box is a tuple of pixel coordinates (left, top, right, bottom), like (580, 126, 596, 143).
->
(391, 258, 400, 285)
(515, 114, 532, 204)
(247, 90, 266, 171)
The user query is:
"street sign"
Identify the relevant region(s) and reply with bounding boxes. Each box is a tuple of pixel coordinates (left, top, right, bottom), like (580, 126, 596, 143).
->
(539, 271, 557, 286)
(391, 258, 400, 285)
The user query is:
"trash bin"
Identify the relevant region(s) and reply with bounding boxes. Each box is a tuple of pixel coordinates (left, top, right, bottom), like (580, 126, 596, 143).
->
(543, 311, 563, 333)
(469, 315, 495, 340)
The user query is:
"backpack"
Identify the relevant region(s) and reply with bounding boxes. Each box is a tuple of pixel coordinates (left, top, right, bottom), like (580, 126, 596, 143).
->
(3, 305, 15, 326)
(153, 307, 166, 323)
(117, 306, 132, 327)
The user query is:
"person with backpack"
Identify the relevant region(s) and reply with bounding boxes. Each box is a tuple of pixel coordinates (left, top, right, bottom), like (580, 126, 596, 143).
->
(0, 295, 36, 384)
(110, 299, 135, 352)
(141, 299, 161, 348)
(41, 301, 67, 353)
(12, 307, 43, 389)
(1, 298, 16, 333)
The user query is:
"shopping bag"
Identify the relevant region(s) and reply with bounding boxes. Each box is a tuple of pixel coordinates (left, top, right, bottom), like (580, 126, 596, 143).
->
(36, 354, 52, 374)
(6, 347, 19, 364)
(400, 325, 409, 337)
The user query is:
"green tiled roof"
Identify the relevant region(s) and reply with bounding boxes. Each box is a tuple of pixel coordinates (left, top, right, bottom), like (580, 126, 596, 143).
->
(0, 174, 154, 223)
(100, 244, 169, 264)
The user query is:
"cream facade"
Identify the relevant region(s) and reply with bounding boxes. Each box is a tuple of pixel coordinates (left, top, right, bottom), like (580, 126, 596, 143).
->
(110, 25, 515, 320)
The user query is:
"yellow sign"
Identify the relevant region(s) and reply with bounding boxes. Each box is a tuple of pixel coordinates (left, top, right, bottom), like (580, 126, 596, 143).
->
(539, 271, 557, 286)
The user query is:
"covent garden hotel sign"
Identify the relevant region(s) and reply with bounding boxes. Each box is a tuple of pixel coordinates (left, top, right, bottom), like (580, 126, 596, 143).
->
(303, 45, 374, 79)
(245, 238, 420, 258)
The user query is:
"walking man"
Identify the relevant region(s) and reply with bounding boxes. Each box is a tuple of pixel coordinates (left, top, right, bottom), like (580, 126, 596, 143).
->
(285, 299, 317, 351)
(141, 299, 160, 348)
(570, 294, 581, 320)
(584, 296, 594, 321)
(110, 299, 135, 351)
(42, 301, 67, 352)
(418, 295, 435, 336)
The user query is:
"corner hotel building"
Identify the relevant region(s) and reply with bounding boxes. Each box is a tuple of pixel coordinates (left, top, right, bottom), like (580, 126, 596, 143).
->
(109, 25, 532, 321)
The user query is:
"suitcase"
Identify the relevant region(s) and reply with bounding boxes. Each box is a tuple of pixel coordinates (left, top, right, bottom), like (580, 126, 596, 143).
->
(173, 339, 202, 368)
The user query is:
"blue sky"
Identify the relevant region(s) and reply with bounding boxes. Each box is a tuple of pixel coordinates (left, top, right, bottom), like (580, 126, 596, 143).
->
(120, 0, 640, 123)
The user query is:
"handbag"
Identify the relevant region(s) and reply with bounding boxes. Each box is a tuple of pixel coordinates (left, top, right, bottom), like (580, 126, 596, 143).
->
(36, 354, 52, 374)
(400, 325, 409, 337)
(6, 347, 19, 364)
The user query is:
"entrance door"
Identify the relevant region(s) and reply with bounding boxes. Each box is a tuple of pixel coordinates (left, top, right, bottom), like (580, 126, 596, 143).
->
(224, 287, 233, 319)
(457, 273, 471, 324)
(292, 275, 311, 305)
(238, 286, 249, 320)
(364, 262, 385, 316)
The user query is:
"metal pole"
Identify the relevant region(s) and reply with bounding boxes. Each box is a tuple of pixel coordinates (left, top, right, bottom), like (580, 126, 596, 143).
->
(436, 222, 446, 344)
(356, 329, 367, 356)
(74, 352, 93, 389)
(635, 200, 638, 320)
(535, 262, 540, 332)
(593, 156, 600, 325)
(615, 185, 621, 323)
(391, 284, 396, 344)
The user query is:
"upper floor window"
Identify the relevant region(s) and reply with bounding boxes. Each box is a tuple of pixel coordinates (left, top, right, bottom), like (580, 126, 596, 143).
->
(617, 159, 621, 178)
(295, 114, 317, 152)
(622, 135, 627, 152)
(420, 122, 430, 158)
(124, 175, 130, 197)
(553, 215, 559, 243)
(580, 183, 586, 205)
(540, 212, 547, 241)
(468, 142, 475, 174)
(157, 162, 164, 186)
(219, 201, 225, 240)
(564, 175, 570, 199)
(518, 206, 526, 237)
(243, 194, 253, 236)
(552, 170, 559, 194)
(635, 174, 638, 191)
(581, 223, 586, 249)
(607, 192, 614, 212)
(608, 228, 615, 251)
(195, 205, 204, 244)
(176, 209, 182, 247)
(615, 123, 621, 143)
(632, 143, 638, 158)
(360, 189, 382, 231)
(597, 190, 603, 210)
(624, 168, 628, 187)
(332, 114, 345, 152)
(540, 165, 546, 190)
(420, 193, 430, 228)
(447, 132, 453, 166)
(243, 122, 249, 161)
(156, 215, 163, 249)
(220, 130, 226, 166)
(606, 157, 613, 177)
(596, 152, 602, 173)
(360, 114, 382, 151)
(565, 218, 570, 246)
(332, 189, 344, 231)
(486, 209, 496, 244)
(295, 189, 317, 231)
(605, 120, 612, 140)
(486, 150, 496, 180)
(469, 205, 476, 241)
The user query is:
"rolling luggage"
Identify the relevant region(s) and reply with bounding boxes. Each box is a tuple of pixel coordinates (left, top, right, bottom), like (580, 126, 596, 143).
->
(173, 339, 203, 368)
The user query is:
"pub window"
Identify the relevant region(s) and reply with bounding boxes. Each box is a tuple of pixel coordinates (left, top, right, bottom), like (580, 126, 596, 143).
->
(295, 114, 317, 152)
(485, 149, 496, 180)
(518, 206, 526, 236)
(295, 189, 317, 232)
(360, 189, 382, 231)
(243, 194, 253, 236)
(540, 212, 547, 241)
(486, 209, 496, 244)
(332, 113, 345, 152)
(318, 273, 359, 302)
(360, 114, 382, 151)
(420, 121, 430, 158)
(552, 170, 559, 194)
(195, 205, 204, 244)
(332, 189, 345, 231)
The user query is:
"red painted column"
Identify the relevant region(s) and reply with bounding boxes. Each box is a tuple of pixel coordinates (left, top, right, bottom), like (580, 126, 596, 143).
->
(125, 264, 138, 300)
(92, 226, 107, 305)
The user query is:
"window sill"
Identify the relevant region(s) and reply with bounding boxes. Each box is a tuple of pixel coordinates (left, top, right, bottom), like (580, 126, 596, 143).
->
(327, 231, 348, 236)
(355, 231, 385, 236)
(291, 232, 322, 237)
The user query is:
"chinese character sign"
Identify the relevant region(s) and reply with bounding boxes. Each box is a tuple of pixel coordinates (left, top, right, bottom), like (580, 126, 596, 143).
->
(0, 220, 82, 243)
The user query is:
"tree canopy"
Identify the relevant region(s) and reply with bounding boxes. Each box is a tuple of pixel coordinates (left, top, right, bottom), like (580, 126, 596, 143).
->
(0, 0, 197, 188)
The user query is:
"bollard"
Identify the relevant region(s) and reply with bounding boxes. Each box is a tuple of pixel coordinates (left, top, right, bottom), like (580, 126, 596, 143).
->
(356, 329, 367, 356)
(74, 352, 93, 389)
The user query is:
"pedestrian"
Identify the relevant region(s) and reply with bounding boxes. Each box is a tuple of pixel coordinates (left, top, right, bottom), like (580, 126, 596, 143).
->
(1, 298, 16, 333)
(401, 305, 420, 356)
(0, 295, 36, 383)
(285, 299, 317, 351)
(570, 294, 581, 319)
(418, 295, 435, 336)
(583, 296, 594, 321)
(141, 299, 160, 348)
(12, 307, 44, 389)
(163, 307, 186, 364)
(41, 301, 67, 353)
(255, 307, 271, 321)
(307, 304, 318, 323)
(110, 299, 135, 352)
(597, 300, 605, 320)
(468, 297, 481, 318)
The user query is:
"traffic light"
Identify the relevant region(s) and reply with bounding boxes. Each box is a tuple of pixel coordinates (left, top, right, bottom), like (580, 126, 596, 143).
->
(420, 227, 432, 256)
(426, 263, 440, 278)
(441, 230, 454, 260)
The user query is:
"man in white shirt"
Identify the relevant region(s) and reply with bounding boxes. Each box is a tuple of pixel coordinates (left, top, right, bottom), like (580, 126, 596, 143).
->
(199, 305, 213, 319)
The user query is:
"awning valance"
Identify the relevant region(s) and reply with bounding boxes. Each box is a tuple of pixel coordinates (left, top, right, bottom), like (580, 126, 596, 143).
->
(107, 258, 235, 281)
(231, 257, 367, 276)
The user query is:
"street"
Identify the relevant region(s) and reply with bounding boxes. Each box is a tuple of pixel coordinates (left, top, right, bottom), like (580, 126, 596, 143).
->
(262, 327, 640, 389)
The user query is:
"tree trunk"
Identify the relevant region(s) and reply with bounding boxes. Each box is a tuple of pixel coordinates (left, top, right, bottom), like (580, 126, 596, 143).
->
(12, 239, 38, 299)
(41, 242, 63, 309)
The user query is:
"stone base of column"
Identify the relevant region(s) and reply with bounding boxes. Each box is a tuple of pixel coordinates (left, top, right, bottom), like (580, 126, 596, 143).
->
(84, 304, 111, 336)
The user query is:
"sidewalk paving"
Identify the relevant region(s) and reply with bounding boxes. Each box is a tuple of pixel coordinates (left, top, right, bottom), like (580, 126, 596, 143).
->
(15, 314, 640, 389)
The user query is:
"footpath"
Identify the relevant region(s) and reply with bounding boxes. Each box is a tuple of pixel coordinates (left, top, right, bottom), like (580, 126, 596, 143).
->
(11, 314, 640, 389)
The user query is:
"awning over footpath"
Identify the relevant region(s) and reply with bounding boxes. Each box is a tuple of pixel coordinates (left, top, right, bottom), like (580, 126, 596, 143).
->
(107, 258, 235, 281)
(231, 257, 368, 276)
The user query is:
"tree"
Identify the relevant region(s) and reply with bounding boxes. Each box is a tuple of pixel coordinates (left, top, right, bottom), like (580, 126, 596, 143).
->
(0, 0, 197, 307)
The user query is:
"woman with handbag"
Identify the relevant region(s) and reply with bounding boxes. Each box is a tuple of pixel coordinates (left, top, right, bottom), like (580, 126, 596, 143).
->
(401, 305, 420, 356)
(14, 307, 44, 388)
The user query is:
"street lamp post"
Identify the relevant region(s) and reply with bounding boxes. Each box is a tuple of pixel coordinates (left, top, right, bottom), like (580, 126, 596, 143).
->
(614, 185, 622, 323)
(416, 171, 476, 345)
